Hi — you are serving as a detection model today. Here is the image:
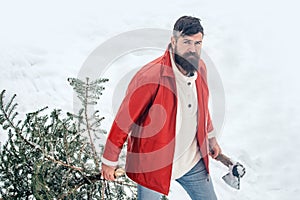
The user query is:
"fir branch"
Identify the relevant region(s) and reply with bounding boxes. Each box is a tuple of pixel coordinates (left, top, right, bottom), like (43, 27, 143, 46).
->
(83, 78, 100, 170)
(7, 103, 18, 119)
(0, 91, 21, 132)
(0, 93, 83, 173)
(101, 179, 106, 200)
(62, 123, 71, 165)
(57, 172, 136, 199)
(4, 92, 16, 113)
(57, 180, 85, 199)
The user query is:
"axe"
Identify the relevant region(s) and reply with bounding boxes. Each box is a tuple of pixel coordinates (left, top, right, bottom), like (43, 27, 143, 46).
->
(214, 153, 246, 189)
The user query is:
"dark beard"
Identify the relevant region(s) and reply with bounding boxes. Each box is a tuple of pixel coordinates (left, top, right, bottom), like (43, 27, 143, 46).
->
(174, 47, 200, 75)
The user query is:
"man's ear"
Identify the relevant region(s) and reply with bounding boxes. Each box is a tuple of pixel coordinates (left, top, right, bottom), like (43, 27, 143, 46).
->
(171, 36, 176, 49)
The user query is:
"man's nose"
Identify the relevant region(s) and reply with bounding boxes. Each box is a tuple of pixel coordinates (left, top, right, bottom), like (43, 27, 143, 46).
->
(188, 44, 196, 53)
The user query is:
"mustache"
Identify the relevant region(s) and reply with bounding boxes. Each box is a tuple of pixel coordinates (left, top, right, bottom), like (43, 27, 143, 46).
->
(182, 52, 200, 59)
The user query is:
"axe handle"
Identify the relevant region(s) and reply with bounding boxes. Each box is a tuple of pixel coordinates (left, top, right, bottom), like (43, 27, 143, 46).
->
(215, 153, 233, 167)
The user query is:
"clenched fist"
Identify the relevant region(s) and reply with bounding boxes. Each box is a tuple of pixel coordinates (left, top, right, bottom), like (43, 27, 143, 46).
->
(209, 137, 222, 159)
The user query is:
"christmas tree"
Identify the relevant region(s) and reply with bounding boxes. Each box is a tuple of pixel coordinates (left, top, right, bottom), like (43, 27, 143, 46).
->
(0, 77, 137, 199)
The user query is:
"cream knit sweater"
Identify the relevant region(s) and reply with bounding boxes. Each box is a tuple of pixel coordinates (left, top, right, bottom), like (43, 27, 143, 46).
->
(170, 51, 201, 179)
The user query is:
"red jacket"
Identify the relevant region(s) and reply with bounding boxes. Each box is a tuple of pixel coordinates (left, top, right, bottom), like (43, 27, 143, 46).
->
(103, 46, 213, 195)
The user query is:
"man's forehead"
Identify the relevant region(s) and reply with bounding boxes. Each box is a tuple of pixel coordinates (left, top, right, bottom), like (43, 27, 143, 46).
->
(181, 33, 203, 41)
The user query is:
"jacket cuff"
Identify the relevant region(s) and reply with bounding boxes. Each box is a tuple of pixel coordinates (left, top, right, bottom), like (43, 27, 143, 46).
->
(208, 129, 217, 139)
(101, 156, 118, 167)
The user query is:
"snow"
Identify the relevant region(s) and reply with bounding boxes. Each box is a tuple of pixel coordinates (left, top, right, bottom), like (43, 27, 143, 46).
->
(1, 0, 300, 199)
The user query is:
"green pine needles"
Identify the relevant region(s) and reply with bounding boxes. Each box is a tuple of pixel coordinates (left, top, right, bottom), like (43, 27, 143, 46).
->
(0, 77, 137, 199)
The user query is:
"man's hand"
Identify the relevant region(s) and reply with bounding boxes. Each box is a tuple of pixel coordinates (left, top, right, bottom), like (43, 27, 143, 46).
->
(101, 163, 116, 181)
(209, 137, 222, 159)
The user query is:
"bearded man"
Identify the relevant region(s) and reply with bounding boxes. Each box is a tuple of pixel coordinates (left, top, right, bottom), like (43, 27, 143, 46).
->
(101, 16, 220, 200)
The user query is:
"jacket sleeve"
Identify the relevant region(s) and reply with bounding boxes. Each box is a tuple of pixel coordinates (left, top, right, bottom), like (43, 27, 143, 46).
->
(102, 72, 159, 165)
(200, 59, 215, 138)
(207, 111, 216, 138)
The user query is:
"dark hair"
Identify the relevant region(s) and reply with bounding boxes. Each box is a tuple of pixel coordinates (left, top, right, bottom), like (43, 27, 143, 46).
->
(173, 16, 204, 38)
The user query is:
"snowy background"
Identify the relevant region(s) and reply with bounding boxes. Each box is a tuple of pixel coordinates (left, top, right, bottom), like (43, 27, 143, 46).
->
(1, 0, 300, 199)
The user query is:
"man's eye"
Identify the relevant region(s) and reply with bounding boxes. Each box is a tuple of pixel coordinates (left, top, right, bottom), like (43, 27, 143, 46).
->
(183, 41, 191, 44)
(195, 42, 202, 45)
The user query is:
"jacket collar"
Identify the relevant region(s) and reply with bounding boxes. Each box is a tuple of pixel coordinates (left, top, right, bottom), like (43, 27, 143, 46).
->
(161, 44, 175, 78)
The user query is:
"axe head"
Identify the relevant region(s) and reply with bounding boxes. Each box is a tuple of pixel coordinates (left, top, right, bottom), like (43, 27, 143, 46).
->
(222, 162, 246, 190)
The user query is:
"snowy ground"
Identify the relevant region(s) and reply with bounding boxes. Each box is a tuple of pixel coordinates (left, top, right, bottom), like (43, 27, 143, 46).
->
(1, 0, 300, 199)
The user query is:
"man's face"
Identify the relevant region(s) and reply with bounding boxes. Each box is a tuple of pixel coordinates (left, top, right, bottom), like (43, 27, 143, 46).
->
(171, 32, 203, 75)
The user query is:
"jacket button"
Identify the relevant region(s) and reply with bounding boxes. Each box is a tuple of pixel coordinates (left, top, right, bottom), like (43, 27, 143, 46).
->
(187, 82, 191, 86)
(188, 104, 192, 108)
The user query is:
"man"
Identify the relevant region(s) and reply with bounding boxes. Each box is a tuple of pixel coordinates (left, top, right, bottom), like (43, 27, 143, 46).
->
(101, 16, 221, 200)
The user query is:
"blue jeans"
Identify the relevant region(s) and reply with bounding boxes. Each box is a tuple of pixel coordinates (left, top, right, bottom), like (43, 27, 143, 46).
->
(137, 159, 218, 200)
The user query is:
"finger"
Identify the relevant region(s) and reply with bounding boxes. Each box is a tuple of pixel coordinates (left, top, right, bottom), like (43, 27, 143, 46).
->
(212, 153, 218, 159)
(209, 148, 217, 159)
(108, 173, 115, 181)
(104, 172, 110, 180)
(210, 148, 217, 157)
(213, 148, 220, 159)
(209, 148, 214, 156)
(212, 152, 217, 159)
(103, 173, 108, 180)
(103, 172, 114, 181)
